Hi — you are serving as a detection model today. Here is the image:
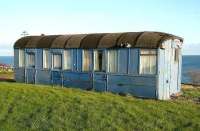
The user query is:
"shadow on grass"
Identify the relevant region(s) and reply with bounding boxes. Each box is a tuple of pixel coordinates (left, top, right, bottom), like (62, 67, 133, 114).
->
(0, 78, 15, 82)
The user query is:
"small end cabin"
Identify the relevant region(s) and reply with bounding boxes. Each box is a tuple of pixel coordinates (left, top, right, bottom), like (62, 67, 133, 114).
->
(14, 32, 183, 100)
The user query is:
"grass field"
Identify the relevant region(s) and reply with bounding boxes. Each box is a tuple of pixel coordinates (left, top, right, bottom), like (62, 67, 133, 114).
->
(0, 82, 199, 130)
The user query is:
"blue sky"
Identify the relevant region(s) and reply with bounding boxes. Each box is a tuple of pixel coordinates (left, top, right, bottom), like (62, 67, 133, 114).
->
(0, 0, 200, 55)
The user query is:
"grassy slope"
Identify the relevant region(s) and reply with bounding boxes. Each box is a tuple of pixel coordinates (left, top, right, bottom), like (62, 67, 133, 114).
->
(0, 82, 199, 131)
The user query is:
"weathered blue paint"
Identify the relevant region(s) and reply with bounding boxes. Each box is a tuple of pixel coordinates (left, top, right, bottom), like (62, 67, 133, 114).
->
(72, 49, 77, 71)
(36, 70, 51, 84)
(14, 49, 20, 68)
(118, 49, 128, 74)
(93, 73, 107, 91)
(14, 68, 25, 82)
(26, 68, 35, 84)
(14, 39, 182, 100)
(107, 75, 157, 98)
(128, 49, 139, 75)
(77, 49, 82, 72)
(63, 72, 82, 88)
(14, 49, 25, 82)
(51, 71, 62, 86)
(24, 49, 36, 84)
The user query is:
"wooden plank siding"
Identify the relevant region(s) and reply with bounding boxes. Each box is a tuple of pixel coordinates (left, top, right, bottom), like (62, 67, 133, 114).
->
(16, 48, 158, 99)
(157, 40, 182, 99)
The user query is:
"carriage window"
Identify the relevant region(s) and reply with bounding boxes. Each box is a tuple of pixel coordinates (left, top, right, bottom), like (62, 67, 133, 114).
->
(43, 49, 49, 69)
(27, 53, 35, 68)
(64, 50, 72, 70)
(53, 54, 62, 70)
(174, 49, 179, 62)
(82, 50, 91, 71)
(94, 50, 106, 72)
(108, 50, 118, 73)
(140, 49, 157, 75)
(19, 49, 25, 67)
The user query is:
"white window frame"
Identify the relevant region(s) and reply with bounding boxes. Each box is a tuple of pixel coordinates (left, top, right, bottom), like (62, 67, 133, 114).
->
(43, 49, 49, 69)
(52, 54, 62, 70)
(82, 50, 91, 72)
(139, 49, 157, 75)
(107, 50, 118, 73)
(27, 52, 35, 68)
(19, 49, 25, 67)
(63, 50, 73, 70)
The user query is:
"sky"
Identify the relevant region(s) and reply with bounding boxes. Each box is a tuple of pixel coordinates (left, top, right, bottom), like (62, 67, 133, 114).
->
(0, 0, 200, 56)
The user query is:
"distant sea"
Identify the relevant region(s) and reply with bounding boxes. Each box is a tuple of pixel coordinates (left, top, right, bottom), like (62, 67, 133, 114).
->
(182, 55, 200, 84)
(0, 55, 199, 84)
(0, 56, 13, 66)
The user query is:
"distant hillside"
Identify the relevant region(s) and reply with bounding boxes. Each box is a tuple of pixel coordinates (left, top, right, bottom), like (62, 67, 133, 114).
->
(0, 82, 199, 130)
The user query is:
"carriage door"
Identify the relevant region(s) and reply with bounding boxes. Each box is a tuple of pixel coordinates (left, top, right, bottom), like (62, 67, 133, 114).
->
(93, 50, 107, 91)
(162, 40, 181, 99)
(51, 54, 63, 86)
(162, 42, 172, 99)
(170, 41, 181, 94)
(80, 50, 93, 90)
(26, 52, 36, 84)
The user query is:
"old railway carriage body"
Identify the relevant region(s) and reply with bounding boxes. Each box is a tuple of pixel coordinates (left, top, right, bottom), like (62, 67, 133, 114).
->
(14, 32, 183, 100)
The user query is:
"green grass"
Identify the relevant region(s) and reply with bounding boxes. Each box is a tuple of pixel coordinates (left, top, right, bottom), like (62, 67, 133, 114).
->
(0, 82, 199, 131)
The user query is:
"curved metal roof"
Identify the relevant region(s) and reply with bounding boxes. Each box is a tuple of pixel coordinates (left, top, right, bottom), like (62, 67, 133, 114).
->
(51, 35, 72, 48)
(14, 36, 32, 48)
(14, 32, 183, 49)
(98, 33, 123, 48)
(36, 35, 60, 48)
(135, 32, 172, 48)
(80, 33, 106, 48)
(65, 34, 87, 48)
(117, 32, 143, 47)
(25, 36, 44, 48)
